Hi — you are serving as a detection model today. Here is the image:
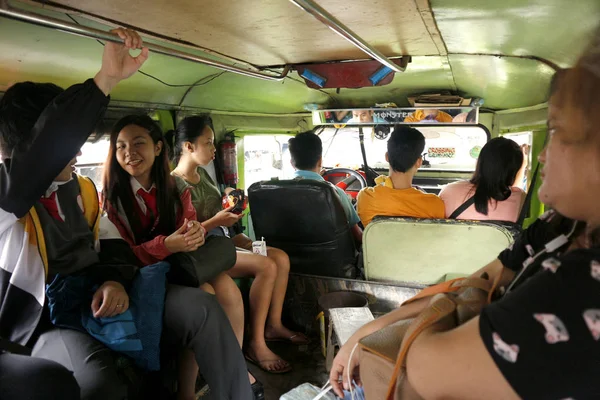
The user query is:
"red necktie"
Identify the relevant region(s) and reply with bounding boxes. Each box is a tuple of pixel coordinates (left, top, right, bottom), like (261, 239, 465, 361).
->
(39, 191, 63, 222)
(137, 187, 158, 218)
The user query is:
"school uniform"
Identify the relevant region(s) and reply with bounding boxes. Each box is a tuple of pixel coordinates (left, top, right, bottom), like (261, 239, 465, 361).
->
(105, 163, 247, 399)
(0, 79, 252, 400)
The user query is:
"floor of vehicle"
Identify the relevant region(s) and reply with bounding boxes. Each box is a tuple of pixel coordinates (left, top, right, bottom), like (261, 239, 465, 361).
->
(199, 336, 327, 399)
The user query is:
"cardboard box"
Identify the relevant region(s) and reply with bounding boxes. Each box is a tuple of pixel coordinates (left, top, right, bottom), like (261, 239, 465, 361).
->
(408, 94, 472, 107)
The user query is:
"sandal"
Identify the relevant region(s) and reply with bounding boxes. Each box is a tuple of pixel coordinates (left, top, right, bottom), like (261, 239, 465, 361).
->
(244, 352, 292, 374)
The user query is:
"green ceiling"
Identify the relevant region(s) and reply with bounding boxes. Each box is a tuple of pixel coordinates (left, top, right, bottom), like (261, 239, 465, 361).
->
(0, 0, 598, 114)
(433, 0, 600, 67)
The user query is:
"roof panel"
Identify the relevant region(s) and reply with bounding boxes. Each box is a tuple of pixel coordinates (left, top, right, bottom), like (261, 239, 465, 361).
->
(432, 0, 600, 66)
(46, 0, 440, 65)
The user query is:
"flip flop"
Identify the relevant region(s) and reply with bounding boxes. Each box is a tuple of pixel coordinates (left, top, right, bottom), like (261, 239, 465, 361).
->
(244, 352, 292, 374)
(265, 332, 311, 345)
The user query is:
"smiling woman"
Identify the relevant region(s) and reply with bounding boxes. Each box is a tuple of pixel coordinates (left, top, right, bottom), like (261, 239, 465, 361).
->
(103, 115, 181, 242)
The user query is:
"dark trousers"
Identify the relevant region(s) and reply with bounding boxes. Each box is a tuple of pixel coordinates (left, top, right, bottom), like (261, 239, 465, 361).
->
(30, 285, 252, 400)
(0, 352, 80, 400)
(162, 285, 253, 400)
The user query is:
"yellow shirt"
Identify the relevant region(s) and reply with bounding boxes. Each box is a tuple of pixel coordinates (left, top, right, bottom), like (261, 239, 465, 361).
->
(357, 176, 445, 226)
(404, 110, 453, 123)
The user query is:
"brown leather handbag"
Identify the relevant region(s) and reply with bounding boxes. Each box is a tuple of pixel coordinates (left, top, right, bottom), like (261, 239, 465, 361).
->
(359, 274, 499, 400)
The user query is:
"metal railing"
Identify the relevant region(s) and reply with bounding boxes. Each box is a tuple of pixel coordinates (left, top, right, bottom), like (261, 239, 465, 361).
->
(0, 1, 290, 81)
(288, 0, 404, 72)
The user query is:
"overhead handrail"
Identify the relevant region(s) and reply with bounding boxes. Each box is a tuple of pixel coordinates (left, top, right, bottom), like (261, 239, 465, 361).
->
(0, 1, 290, 81)
(288, 0, 405, 73)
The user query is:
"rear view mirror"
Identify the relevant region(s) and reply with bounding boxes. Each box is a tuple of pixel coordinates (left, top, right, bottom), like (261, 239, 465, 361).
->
(313, 107, 478, 126)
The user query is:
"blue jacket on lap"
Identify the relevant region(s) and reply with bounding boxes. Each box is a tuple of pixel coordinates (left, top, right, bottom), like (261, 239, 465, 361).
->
(46, 262, 170, 371)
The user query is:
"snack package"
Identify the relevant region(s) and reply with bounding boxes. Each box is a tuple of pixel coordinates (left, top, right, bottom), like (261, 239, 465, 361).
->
(252, 238, 267, 256)
(222, 189, 247, 214)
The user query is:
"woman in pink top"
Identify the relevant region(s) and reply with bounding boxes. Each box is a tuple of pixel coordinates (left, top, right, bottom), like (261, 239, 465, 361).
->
(440, 137, 526, 222)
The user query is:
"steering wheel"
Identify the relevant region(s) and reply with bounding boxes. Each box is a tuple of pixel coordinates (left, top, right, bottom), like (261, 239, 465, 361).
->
(322, 168, 368, 191)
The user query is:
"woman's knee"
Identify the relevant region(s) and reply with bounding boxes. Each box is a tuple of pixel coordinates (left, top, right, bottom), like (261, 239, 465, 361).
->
(200, 282, 215, 294)
(258, 257, 278, 280)
(268, 248, 290, 273)
(213, 275, 243, 308)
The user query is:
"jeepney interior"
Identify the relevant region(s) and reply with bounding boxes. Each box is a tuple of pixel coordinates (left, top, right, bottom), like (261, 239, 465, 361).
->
(2, 0, 599, 397)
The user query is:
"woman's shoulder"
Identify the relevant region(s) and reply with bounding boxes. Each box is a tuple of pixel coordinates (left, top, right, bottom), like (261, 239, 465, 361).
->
(510, 186, 526, 198)
(197, 166, 216, 185)
(439, 180, 472, 197)
(552, 247, 600, 290)
(171, 174, 190, 193)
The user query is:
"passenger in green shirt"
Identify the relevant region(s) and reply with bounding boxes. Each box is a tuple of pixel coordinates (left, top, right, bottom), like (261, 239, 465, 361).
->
(167, 116, 309, 375)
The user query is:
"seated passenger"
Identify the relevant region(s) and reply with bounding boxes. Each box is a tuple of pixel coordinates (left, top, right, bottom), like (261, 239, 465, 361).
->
(404, 108, 453, 123)
(452, 108, 477, 123)
(357, 126, 445, 226)
(0, 30, 252, 400)
(329, 36, 600, 399)
(348, 109, 386, 124)
(288, 131, 362, 241)
(167, 115, 307, 375)
(440, 137, 526, 222)
(102, 115, 257, 398)
(334, 110, 351, 123)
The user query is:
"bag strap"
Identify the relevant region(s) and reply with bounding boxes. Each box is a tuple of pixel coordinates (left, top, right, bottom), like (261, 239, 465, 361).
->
(449, 196, 475, 219)
(403, 276, 492, 306)
(385, 274, 495, 399)
(384, 295, 458, 400)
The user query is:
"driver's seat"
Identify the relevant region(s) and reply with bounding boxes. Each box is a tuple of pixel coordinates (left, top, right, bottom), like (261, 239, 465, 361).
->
(248, 179, 358, 278)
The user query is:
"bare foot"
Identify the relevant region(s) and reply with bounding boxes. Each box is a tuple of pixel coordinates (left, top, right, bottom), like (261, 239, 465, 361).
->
(265, 324, 310, 344)
(245, 343, 291, 373)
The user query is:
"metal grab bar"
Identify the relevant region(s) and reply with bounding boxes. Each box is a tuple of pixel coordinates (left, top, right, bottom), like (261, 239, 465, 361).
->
(288, 0, 404, 73)
(0, 1, 289, 81)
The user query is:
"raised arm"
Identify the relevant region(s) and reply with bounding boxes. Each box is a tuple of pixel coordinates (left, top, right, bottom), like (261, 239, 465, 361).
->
(0, 28, 148, 219)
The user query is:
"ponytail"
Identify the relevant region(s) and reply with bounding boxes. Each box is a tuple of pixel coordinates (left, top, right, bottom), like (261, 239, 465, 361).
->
(164, 129, 177, 163)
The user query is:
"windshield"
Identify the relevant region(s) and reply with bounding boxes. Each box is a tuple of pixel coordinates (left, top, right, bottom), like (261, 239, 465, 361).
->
(320, 125, 489, 172)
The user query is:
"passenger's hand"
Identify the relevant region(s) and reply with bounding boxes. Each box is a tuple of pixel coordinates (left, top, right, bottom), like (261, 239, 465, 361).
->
(94, 28, 149, 96)
(215, 207, 244, 227)
(521, 144, 530, 167)
(183, 220, 205, 250)
(329, 341, 362, 398)
(165, 219, 205, 253)
(91, 281, 129, 318)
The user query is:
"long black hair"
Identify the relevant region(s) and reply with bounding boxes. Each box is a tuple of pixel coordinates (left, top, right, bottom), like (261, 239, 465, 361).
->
(103, 114, 182, 243)
(470, 137, 524, 215)
(164, 114, 214, 165)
